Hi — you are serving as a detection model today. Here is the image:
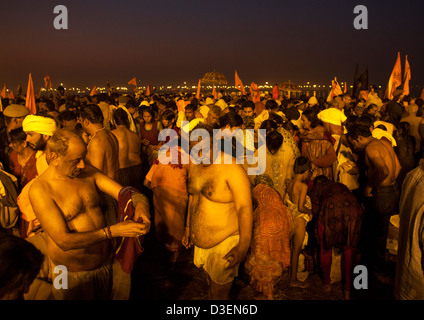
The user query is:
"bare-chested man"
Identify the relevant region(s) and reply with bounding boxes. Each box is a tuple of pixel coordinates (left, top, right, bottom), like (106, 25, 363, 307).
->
(28, 129, 150, 300)
(182, 123, 253, 300)
(111, 108, 143, 190)
(80, 104, 120, 225)
(348, 123, 401, 282)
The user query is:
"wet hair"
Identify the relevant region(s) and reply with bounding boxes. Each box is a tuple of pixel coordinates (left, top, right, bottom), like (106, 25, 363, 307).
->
(219, 111, 243, 129)
(0, 233, 44, 300)
(347, 123, 372, 141)
(113, 108, 130, 128)
(268, 112, 284, 126)
(313, 175, 330, 185)
(266, 130, 284, 153)
(260, 119, 278, 133)
(241, 100, 255, 110)
(208, 105, 222, 117)
(8, 127, 27, 143)
(160, 109, 176, 122)
(184, 104, 197, 113)
(44, 99, 56, 112)
(79, 104, 104, 125)
(265, 99, 279, 111)
(301, 108, 321, 128)
(58, 110, 78, 122)
(294, 156, 312, 174)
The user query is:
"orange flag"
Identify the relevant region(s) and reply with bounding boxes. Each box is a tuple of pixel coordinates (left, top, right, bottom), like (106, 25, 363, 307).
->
(1, 84, 6, 99)
(90, 86, 98, 96)
(196, 79, 201, 100)
(235, 70, 246, 95)
(128, 77, 137, 87)
(9, 91, 15, 100)
(44, 75, 53, 89)
(344, 82, 347, 94)
(327, 77, 343, 102)
(403, 55, 411, 96)
(212, 84, 217, 100)
(272, 85, 279, 100)
(250, 82, 260, 103)
(146, 85, 151, 96)
(387, 52, 402, 100)
(26, 73, 37, 115)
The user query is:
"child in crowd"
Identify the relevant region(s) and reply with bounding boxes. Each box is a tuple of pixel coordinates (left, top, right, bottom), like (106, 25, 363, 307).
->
(285, 156, 313, 288)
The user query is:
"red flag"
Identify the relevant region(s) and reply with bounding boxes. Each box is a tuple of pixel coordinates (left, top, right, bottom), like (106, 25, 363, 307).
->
(9, 90, 15, 100)
(344, 82, 347, 93)
(235, 70, 246, 95)
(26, 73, 37, 115)
(128, 77, 137, 87)
(272, 85, 279, 100)
(146, 85, 151, 96)
(386, 52, 402, 100)
(1, 84, 6, 99)
(250, 82, 260, 103)
(196, 79, 201, 100)
(212, 84, 217, 100)
(90, 86, 98, 96)
(403, 55, 411, 96)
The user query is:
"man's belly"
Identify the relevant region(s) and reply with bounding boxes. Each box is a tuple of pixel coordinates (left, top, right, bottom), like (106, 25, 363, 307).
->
(47, 240, 111, 272)
(190, 195, 239, 249)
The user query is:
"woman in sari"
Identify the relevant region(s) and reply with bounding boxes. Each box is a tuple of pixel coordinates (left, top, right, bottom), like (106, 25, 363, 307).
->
(299, 108, 337, 189)
(144, 142, 188, 263)
(310, 175, 363, 300)
(244, 174, 294, 300)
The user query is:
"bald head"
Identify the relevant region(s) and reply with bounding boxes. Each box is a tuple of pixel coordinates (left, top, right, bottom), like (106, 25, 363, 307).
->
(48, 129, 86, 158)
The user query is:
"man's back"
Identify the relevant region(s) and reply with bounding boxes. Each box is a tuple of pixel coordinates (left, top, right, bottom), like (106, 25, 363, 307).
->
(111, 126, 142, 169)
(86, 129, 120, 181)
(365, 138, 401, 186)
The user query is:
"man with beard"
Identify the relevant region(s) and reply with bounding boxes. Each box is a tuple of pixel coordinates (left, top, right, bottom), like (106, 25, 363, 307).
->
(22, 114, 58, 175)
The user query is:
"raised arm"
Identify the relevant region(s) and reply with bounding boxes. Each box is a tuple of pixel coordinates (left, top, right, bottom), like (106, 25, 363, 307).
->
(28, 181, 144, 251)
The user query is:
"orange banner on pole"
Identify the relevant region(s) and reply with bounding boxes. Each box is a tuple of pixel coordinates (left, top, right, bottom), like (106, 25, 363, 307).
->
(212, 84, 217, 100)
(128, 77, 137, 87)
(387, 52, 402, 100)
(26, 73, 37, 115)
(403, 55, 411, 96)
(146, 85, 151, 96)
(235, 70, 246, 95)
(44, 75, 53, 89)
(90, 86, 98, 96)
(196, 79, 201, 100)
(1, 84, 6, 99)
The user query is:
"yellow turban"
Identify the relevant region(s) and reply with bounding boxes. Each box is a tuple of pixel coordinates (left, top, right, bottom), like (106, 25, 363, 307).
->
(22, 115, 57, 136)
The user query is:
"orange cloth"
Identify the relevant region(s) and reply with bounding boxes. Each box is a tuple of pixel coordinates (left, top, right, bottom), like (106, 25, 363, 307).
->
(244, 183, 293, 296)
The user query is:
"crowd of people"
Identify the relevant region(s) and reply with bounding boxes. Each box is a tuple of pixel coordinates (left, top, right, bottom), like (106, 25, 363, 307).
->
(0, 84, 423, 300)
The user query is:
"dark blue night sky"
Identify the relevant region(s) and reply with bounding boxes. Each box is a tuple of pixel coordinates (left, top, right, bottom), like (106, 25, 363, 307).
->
(0, 0, 423, 93)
